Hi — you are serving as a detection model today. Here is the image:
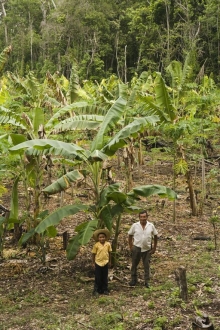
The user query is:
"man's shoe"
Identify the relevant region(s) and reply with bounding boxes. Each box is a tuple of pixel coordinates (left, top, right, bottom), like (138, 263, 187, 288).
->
(93, 291, 99, 297)
(103, 290, 109, 295)
(129, 281, 136, 286)
(145, 282, 150, 288)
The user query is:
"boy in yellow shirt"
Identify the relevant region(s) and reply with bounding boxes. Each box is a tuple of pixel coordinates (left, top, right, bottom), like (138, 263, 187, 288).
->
(92, 228, 112, 296)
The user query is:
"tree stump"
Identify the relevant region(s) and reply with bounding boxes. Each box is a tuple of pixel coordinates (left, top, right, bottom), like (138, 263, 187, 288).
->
(175, 266, 188, 301)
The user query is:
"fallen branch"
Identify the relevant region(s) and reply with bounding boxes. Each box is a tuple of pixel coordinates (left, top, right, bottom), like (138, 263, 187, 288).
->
(77, 321, 96, 329)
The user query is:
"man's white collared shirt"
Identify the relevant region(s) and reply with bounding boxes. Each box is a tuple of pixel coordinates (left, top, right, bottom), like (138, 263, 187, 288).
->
(128, 221, 158, 252)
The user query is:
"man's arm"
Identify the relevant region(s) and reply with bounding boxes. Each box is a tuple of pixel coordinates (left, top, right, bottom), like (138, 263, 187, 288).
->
(128, 235, 133, 250)
(150, 235, 158, 254)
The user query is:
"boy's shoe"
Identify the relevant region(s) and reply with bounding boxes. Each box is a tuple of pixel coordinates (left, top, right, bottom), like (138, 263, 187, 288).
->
(129, 281, 136, 286)
(145, 282, 150, 288)
(103, 290, 109, 295)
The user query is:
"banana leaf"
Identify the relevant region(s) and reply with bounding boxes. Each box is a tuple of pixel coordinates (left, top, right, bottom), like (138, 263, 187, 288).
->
(67, 219, 98, 260)
(35, 204, 88, 234)
(9, 175, 20, 222)
(154, 73, 177, 122)
(66, 233, 81, 261)
(9, 139, 89, 161)
(91, 97, 127, 151)
(43, 170, 83, 195)
(132, 184, 177, 200)
(99, 206, 113, 231)
(51, 115, 103, 134)
(102, 115, 159, 156)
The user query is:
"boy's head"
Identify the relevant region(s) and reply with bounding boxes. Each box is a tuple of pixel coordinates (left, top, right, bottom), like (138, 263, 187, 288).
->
(93, 228, 110, 242)
(98, 233, 106, 244)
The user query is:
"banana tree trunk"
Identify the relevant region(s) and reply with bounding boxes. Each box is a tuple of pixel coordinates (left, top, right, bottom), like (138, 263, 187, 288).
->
(186, 170, 198, 216)
(111, 214, 122, 267)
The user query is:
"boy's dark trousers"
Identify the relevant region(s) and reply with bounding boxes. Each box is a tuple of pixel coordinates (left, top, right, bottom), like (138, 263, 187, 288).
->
(94, 263, 108, 293)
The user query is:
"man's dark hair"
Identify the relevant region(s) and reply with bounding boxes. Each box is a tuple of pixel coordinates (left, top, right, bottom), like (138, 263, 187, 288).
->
(139, 210, 148, 217)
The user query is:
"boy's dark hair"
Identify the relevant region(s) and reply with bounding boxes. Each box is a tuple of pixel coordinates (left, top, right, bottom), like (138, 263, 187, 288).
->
(98, 232, 106, 237)
(139, 210, 148, 216)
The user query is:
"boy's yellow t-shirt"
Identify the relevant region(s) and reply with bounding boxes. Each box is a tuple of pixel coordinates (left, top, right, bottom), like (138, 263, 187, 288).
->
(92, 242, 112, 266)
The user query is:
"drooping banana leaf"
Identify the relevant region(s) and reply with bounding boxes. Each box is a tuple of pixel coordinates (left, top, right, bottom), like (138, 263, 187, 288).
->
(10, 133, 27, 145)
(18, 228, 35, 246)
(9, 139, 89, 161)
(35, 204, 88, 234)
(77, 219, 98, 245)
(106, 191, 127, 204)
(66, 219, 98, 260)
(50, 115, 104, 134)
(66, 233, 81, 261)
(88, 150, 108, 162)
(131, 184, 177, 200)
(98, 183, 121, 208)
(43, 170, 84, 195)
(99, 206, 113, 231)
(45, 101, 96, 127)
(0, 114, 27, 130)
(102, 115, 159, 156)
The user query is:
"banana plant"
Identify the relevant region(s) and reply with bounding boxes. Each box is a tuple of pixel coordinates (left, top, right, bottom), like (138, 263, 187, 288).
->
(9, 95, 177, 262)
(142, 60, 218, 217)
(0, 69, 105, 232)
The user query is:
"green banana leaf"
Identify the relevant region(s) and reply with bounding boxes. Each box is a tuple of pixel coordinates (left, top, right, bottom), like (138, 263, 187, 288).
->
(78, 219, 98, 244)
(102, 115, 159, 156)
(91, 97, 127, 151)
(99, 206, 113, 231)
(51, 115, 103, 132)
(66, 233, 81, 261)
(19, 228, 35, 246)
(107, 191, 127, 204)
(9, 139, 89, 161)
(10, 134, 27, 145)
(9, 175, 19, 222)
(98, 183, 121, 208)
(0, 115, 27, 130)
(35, 204, 88, 234)
(69, 61, 79, 103)
(33, 108, 44, 135)
(0, 216, 7, 225)
(46, 101, 96, 127)
(88, 150, 108, 162)
(46, 226, 57, 238)
(43, 170, 84, 195)
(67, 219, 98, 260)
(154, 73, 177, 122)
(132, 185, 177, 200)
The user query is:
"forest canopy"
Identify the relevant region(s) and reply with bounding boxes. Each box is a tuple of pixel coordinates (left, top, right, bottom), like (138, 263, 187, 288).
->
(0, 0, 219, 82)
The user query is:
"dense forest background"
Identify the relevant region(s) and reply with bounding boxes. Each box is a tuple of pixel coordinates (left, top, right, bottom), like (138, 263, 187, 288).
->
(0, 0, 219, 82)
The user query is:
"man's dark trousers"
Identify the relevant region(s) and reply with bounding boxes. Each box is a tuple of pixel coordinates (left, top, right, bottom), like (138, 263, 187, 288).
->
(131, 246, 151, 283)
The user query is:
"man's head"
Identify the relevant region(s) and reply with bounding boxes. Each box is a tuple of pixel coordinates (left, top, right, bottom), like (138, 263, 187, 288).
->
(139, 210, 148, 225)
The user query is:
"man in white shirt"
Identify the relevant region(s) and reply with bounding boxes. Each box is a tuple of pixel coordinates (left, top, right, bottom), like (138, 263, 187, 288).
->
(128, 210, 158, 288)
